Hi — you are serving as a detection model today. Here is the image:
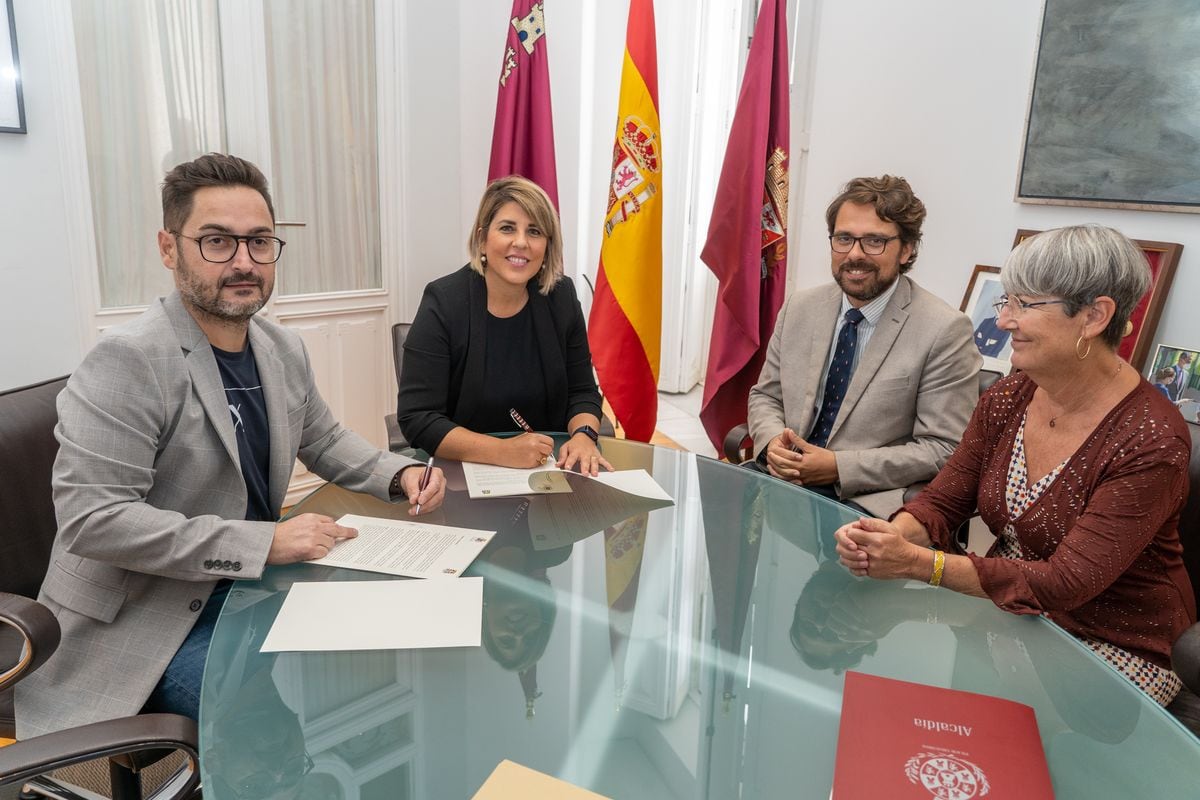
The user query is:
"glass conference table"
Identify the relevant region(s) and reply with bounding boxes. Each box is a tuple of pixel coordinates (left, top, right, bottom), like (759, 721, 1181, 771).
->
(199, 438, 1200, 799)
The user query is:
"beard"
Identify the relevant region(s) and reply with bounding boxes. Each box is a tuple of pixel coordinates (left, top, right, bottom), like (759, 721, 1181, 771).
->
(834, 258, 898, 304)
(175, 251, 271, 324)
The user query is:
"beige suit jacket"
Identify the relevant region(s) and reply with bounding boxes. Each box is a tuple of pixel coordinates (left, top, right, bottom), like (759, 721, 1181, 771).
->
(747, 276, 981, 517)
(16, 292, 417, 737)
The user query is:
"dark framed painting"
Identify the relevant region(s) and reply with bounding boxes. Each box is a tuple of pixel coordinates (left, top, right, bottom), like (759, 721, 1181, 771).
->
(1013, 230, 1182, 370)
(959, 265, 1011, 374)
(0, 0, 25, 134)
(1016, 0, 1200, 213)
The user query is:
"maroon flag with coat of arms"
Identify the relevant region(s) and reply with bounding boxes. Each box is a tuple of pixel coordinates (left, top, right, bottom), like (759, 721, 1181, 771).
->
(698, 0, 790, 451)
(488, 0, 559, 208)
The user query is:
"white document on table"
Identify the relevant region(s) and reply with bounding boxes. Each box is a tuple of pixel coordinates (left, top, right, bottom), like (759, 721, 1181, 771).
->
(260, 577, 483, 652)
(461, 462, 674, 503)
(461, 461, 574, 498)
(306, 515, 495, 578)
(528, 469, 674, 550)
(590, 468, 673, 502)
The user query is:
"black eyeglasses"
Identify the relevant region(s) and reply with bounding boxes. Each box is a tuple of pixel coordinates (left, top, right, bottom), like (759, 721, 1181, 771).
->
(173, 232, 286, 264)
(991, 294, 1069, 318)
(829, 234, 901, 255)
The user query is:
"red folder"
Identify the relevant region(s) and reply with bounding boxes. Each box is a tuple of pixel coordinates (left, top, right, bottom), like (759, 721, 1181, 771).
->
(832, 671, 1054, 799)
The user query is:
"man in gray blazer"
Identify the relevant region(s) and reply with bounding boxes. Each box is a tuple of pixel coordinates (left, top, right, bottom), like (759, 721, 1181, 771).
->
(17, 154, 446, 737)
(747, 175, 980, 517)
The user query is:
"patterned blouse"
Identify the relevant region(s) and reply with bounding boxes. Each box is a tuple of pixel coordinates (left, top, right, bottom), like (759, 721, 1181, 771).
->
(994, 414, 1182, 705)
(903, 373, 1195, 692)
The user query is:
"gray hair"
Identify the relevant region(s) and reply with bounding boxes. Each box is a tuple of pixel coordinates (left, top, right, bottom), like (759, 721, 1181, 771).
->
(1001, 225, 1150, 349)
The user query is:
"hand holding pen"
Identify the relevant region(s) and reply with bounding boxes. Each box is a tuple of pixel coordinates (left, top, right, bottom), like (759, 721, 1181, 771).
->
(398, 457, 444, 515)
(508, 408, 555, 468)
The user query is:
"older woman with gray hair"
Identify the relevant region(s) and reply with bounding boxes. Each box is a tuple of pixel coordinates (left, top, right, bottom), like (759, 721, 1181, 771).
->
(834, 224, 1195, 710)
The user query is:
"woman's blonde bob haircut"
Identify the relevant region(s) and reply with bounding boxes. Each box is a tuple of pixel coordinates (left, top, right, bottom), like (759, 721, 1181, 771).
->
(468, 176, 563, 296)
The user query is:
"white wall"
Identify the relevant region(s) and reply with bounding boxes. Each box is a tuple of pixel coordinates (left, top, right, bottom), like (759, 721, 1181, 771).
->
(793, 0, 1200, 354)
(0, 0, 85, 387)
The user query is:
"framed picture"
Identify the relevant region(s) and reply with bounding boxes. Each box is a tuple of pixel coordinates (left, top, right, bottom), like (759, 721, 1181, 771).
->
(1013, 230, 1182, 370)
(959, 264, 1011, 374)
(0, 0, 25, 134)
(1147, 344, 1200, 423)
(1016, 0, 1200, 213)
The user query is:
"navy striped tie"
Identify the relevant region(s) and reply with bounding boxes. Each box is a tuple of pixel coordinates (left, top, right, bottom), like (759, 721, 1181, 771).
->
(808, 308, 864, 448)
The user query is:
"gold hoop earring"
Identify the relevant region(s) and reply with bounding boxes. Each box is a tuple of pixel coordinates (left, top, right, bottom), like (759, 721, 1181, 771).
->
(1075, 335, 1092, 360)
(1122, 320, 1133, 337)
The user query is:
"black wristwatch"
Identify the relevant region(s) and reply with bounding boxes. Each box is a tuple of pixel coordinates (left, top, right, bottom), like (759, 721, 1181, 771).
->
(571, 425, 600, 444)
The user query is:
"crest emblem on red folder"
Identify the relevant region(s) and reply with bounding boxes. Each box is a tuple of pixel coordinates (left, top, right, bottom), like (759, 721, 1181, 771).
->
(905, 752, 990, 800)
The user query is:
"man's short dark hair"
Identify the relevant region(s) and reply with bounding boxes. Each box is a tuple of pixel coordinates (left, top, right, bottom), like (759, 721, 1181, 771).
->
(162, 153, 275, 232)
(825, 175, 926, 272)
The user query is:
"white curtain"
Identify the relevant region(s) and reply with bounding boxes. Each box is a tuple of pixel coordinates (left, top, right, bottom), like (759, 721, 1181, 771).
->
(72, 0, 225, 309)
(263, 0, 380, 296)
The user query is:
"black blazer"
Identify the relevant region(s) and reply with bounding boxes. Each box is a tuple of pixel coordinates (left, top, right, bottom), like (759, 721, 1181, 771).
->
(397, 266, 602, 454)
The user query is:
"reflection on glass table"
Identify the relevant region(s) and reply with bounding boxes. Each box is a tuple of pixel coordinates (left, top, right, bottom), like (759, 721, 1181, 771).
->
(199, 438, 1200, 799)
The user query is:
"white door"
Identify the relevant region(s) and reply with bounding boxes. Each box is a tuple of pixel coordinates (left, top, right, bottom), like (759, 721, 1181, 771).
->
(67, 0, 401, 505)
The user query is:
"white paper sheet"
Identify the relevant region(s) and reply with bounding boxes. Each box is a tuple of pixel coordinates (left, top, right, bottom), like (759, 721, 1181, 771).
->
(261, 578, 483, 652)
(461, 463, 674, 503)
(306, 515, 495, 578)
(461, 462, 574, 498)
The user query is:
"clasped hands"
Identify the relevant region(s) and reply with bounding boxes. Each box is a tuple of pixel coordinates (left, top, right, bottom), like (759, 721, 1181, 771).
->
(765, 428, 839, 486)
(833, 517, 923, 581)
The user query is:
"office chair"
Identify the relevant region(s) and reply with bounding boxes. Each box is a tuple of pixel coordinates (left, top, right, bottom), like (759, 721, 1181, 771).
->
(384, 322, 413, 452)
(0, 376, 200, 799)
(1171, 421, 1200, 698)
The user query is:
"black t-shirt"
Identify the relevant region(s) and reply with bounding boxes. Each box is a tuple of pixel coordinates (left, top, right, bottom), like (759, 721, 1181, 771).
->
(212, 342, 273, 522)
(469, 304, 551, 435)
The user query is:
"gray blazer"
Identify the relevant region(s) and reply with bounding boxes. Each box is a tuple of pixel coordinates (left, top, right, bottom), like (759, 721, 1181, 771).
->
(747, 276, 981, 517)
(16, 292, 417, 737)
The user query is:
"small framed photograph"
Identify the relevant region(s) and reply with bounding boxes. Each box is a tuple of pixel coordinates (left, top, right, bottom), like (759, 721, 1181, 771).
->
(959, 264, 1011, 374)
(1013, 230, 1182, 370)
(1147, 344, 1200, 423)
(0, 0, 25, 134)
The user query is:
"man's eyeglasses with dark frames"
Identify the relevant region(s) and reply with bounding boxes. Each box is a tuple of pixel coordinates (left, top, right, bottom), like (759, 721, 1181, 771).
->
(829, 234, 901, 256)
(991, 295, 1069, 318)
(173, 232, 286, 264)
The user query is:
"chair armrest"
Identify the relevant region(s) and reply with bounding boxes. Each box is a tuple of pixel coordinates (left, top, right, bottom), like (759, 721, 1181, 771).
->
(723, 424, 752, 463)
(385, 412, 409, 452)
(0, 713, 199, 798)
(599, 413, 616, 439)
(901, 482, 929, 505)
(1173, 622, 1200, 696)
(0, 593, 60, 693)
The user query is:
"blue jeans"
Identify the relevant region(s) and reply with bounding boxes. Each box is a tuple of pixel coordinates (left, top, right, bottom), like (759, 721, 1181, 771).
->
(142, 580, 232, 720)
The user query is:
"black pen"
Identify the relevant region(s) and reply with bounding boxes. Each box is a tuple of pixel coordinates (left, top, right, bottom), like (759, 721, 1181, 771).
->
(413, 456, 435, 514)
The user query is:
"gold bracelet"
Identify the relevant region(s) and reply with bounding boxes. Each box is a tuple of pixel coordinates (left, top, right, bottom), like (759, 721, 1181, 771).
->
(929, 549, 945, 588)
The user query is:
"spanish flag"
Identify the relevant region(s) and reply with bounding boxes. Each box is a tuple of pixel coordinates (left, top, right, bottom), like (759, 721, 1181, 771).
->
(588, 0, 661, 443)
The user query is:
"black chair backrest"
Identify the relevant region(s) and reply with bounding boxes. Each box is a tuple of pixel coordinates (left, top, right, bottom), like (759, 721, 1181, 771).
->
(1180, 421, 1200, 606)
(978, 368, 1004, 393)
(391, 322, 412, 389)
(0, 376, 67, 599)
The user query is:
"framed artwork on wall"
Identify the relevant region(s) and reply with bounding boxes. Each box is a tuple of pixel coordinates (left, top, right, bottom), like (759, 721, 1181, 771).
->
(0, 0, 25, 134)
(1016, 0, 1200, 213)
(1147, 344, 1200, 423)
(1012, 230, 1182, 371)
(959, 264, 1011, 375)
